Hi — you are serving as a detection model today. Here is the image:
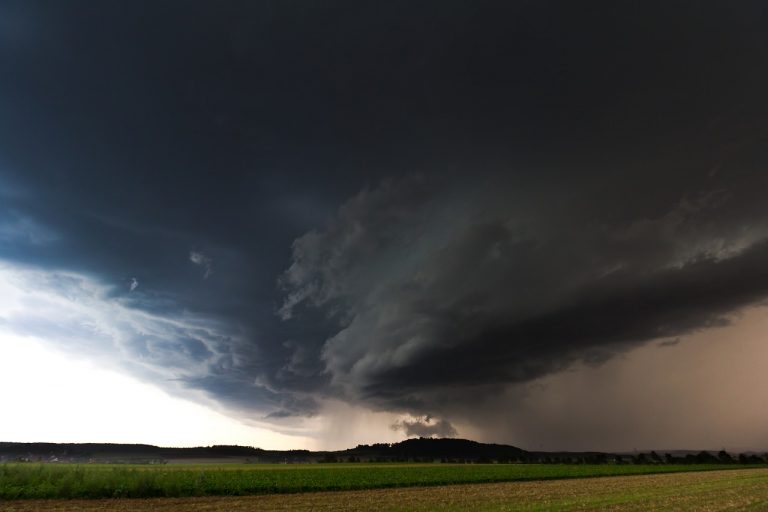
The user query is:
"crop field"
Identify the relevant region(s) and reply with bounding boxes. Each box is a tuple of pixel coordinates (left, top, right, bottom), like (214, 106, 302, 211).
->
(2, 468, 767, 511)
(0, 462, 759, 500)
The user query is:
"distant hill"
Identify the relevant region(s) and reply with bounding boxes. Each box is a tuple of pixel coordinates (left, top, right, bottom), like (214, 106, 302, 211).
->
(0, 442, 268, 463)
(342, 438, 528, 462)
(0, 439, 764, 465)
(0, 439, 528, 463)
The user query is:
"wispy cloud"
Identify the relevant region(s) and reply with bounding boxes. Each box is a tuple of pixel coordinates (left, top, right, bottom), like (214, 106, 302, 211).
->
(189, 251, 212, 279)
(0, 263, 232, 398)
(0, 212, 59, 246)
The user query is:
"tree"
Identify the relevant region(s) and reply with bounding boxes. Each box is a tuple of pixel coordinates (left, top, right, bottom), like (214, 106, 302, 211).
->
(717, 450, 734, 463)
(694, 451, 717, 464)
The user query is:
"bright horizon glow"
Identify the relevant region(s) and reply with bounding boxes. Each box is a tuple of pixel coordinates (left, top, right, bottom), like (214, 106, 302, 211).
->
(0, 262, 408, 450)
(0, 262, 318, 449)
(0, 330, 315, 449)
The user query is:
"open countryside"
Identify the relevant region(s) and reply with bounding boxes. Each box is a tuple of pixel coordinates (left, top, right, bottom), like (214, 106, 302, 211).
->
(4, 1, 768, 510)
(1, 439, 766, 509)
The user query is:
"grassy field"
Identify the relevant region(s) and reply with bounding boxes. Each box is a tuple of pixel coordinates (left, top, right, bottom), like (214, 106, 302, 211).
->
(2, 468, 767, 511)
(0, 462, 759, 500)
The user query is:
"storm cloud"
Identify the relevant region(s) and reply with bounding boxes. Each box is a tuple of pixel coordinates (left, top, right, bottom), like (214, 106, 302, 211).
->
(279, 171, 768, 419)
(2, 1, 768, 448)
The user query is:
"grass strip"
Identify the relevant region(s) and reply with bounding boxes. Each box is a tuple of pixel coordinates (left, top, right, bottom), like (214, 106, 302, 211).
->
(0, 463, 763, 500)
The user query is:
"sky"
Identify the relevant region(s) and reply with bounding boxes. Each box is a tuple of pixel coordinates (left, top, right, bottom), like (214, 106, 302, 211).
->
(1, 1, 768, 451)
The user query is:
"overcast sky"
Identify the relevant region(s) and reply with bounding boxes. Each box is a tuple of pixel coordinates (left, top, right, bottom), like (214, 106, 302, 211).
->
(2, 1, 768, 451)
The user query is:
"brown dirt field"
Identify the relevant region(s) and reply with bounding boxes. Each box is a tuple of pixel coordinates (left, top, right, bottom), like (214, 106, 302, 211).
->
(2, 468, 767, 511)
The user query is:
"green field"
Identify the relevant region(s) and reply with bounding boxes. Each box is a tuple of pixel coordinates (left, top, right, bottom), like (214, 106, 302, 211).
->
(3, 468, 768, 511)
(0, 462, 759, 500)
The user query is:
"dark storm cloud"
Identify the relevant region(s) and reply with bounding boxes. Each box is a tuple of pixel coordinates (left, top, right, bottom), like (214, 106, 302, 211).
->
(280, 170, 768, 416)
(2, 0, 768, 437)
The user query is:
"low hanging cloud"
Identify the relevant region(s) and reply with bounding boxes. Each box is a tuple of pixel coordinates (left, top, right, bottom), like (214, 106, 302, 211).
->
(391, 416, 457, 438)
(279, 171, 768, 423)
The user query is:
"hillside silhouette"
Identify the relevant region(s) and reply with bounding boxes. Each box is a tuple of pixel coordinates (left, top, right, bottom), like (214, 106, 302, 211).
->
(1, 438, 764, 465)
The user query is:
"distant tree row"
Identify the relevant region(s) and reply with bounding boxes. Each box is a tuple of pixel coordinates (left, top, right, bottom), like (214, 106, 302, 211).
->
(318, 450, 768, 465)
(614, 450, 767, 465)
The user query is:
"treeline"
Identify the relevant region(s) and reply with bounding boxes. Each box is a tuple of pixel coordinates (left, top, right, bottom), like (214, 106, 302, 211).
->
(321, 440, 767, 465)
(319, 451, 768, 465)
(614, 450, 767, 465)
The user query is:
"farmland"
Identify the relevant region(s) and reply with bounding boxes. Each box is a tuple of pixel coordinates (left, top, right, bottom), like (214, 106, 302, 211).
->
(2, 468, 767, 511)
(0, 462, 759, 500)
